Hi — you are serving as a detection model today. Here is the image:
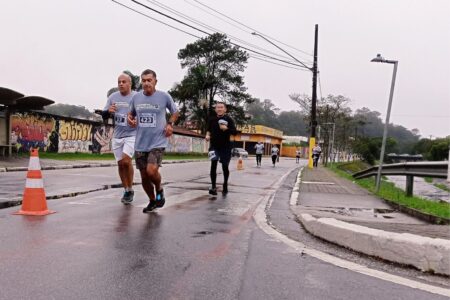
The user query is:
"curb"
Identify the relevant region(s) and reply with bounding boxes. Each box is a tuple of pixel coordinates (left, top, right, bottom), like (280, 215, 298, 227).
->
(291, 168, 450, 276)
(381, 198, 450, 225)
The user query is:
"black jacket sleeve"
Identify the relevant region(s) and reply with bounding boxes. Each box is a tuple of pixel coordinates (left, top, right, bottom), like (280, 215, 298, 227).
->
(101, 110, 111, 121)
(227, 116, 237, 135)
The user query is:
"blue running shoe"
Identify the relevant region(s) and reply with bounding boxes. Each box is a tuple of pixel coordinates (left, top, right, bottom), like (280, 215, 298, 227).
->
(155, 189, 166, 208)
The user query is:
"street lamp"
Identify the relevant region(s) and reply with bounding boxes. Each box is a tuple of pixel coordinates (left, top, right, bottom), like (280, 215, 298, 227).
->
(252, 27, 319, 169)
(371, 54, 398, 193)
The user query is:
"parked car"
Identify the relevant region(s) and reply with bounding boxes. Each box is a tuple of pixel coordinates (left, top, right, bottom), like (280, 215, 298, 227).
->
(231, 148, 248, 158)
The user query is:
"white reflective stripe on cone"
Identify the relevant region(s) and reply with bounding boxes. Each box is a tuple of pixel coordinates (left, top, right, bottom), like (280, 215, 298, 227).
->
(28, 157, 41, 170)
(25, 178, 44, 188)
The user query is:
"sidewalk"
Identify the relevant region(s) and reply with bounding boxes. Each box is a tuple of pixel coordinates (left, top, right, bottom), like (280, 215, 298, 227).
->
(290, 166, 450, 276)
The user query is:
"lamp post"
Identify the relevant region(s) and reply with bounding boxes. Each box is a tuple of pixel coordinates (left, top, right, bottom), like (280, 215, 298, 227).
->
(371, 54, 398, 193)
(252, 25, 318, 169)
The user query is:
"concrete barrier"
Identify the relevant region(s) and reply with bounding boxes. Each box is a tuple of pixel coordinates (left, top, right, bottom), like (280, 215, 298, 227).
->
(297, 213, 450, 275)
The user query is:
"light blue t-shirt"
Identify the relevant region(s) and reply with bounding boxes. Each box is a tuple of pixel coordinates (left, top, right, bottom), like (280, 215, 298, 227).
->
(103, 91, 137, 139)
(129, 90, 178, 152)
(254, 143, 264, 154)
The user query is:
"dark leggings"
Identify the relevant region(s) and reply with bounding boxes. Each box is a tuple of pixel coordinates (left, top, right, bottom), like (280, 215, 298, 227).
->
(210, 160, 230, 188)
(256, 154, 262, 165)
(271, 155, 277, 165)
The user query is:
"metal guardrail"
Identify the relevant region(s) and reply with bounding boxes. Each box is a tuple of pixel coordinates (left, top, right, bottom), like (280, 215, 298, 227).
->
(352, 161, 449, 196)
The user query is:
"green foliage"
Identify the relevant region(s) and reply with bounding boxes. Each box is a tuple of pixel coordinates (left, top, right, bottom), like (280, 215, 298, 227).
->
(169, 33, 252, 133)
(351, 136, 397, 165)
(434, 183, 450, 193)
(424, 177, 433, 183)
(413, 137, 450, 161)
(335, 160, 371, 174)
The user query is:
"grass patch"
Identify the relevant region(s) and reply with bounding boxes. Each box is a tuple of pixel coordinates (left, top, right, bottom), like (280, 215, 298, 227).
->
(329, 162, 450, 220)
(424, 177, 433, 183)
(33, 152, 208, 161)
(434, 183, 450, 193)
(335, 160, 371, 174)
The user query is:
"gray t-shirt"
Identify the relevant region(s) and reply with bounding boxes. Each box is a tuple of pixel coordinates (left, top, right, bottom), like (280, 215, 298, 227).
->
(254, 143, 264, 154)
(130, 90, 178, 152)
(271, 147, 279, 156)
(103, 91, 137, 139)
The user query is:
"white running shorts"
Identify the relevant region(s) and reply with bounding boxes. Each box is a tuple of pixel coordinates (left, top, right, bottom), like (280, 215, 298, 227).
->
(112, 136, 136, 161)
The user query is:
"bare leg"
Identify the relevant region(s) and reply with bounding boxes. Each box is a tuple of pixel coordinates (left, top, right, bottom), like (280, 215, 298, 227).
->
(140, 168, 155, 200)
(118, 154, 134, 189)
(146, 164, 162, 192)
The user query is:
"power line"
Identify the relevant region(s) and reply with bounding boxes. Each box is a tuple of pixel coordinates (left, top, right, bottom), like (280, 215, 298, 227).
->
(249, 53, 312, 71)
(145, 0, 300, 63)
(127, 0, 311, 69)
(187, 0, 314, 58)
(111, 0, 201, 39)
(112, 1, 311, 71)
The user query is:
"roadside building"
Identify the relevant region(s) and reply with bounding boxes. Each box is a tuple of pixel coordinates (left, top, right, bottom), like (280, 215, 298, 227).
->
(234, 124, 283, 155)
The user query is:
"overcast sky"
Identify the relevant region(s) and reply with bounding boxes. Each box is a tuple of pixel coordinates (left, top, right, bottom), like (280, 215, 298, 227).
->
(1, 0, 449, 138)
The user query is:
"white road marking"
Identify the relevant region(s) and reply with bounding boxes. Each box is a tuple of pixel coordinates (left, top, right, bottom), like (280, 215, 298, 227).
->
(302, 181, 335, 185)
(254, 166, 450, 297)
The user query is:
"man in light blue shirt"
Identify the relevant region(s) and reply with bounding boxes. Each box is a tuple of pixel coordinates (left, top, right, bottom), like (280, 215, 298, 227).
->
(128, 69, 179, 213)
(102, 73, 137, 204)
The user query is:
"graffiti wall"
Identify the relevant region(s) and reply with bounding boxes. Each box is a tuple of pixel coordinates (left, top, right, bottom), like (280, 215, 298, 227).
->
(92, 125, 114, 154)
(10, 112, 112, 154)
(58, 120, 92, 153)
(10, 112, 206, 154)
(11, 113, 57, 153)
(166, 134, 207, 153)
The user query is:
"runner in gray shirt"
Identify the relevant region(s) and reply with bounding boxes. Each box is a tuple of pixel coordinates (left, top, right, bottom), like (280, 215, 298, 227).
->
(102, 73, 137, 204)
(128, 69, 179, 213)
(254, 141, 264, 167)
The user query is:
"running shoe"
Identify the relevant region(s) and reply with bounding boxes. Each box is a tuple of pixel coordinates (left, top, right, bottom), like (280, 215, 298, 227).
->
(209, 187, 218, 195)
(143, 200, 158, 213)
(222, 185, 228, 196)
(121, 190, 134, 204)
(155, 189, 166, 208)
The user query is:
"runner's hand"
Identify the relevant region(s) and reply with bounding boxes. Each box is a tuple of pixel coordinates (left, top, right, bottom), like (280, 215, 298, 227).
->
(127, 113, 137, 128)
(164, 124, 173, 137)
(108, 103, 117, 113)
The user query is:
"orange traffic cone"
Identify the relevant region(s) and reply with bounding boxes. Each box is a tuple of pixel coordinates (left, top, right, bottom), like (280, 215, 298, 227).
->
(14, 148, 55, 216)
(237, 156, 244, 170)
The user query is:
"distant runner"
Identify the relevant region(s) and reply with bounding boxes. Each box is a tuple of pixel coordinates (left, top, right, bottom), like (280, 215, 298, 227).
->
(312, 143, 322, 167)
(295, 148, 301, 164)
(271, 145, 279, 167)
(128, 69, 179, 213)
(254, 141, 264, 167)
(205, 101, 237, 196)
(102, 73, 136, 204)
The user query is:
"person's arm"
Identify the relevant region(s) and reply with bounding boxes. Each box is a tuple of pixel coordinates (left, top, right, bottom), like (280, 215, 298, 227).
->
(164, 93, 179, 137)
(127, 96, 137, 127)
(227, 116, 237, 135)
(102, 98, 113, 121)
(165, 111, 179, 137)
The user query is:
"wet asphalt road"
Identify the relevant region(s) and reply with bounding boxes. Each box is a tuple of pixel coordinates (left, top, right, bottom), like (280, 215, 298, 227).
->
(0, 159, 448, 299)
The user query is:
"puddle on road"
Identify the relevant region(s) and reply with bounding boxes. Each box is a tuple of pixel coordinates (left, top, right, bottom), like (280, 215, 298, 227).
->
(318, 207, 396, 219)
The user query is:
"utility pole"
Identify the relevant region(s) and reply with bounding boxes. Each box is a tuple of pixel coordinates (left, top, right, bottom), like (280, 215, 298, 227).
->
(308, 24, 319, 169)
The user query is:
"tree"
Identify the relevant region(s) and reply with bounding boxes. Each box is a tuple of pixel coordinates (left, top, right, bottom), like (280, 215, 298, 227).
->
(107, 70, 141, 97)
(169, 33, 253, 134)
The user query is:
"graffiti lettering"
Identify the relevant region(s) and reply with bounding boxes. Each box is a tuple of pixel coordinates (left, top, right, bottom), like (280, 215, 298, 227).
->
(59, 120, 92, 141)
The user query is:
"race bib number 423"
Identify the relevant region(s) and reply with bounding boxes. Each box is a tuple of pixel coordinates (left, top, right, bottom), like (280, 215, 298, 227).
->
(139, 113, 156, 127)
